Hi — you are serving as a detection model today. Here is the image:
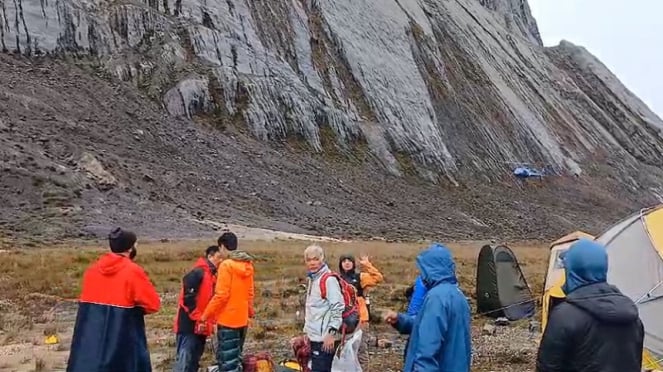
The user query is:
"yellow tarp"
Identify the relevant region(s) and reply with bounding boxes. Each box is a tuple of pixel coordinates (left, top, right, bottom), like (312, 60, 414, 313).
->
(643, 348, 663, 370)
(644, 206, 663, 259)
(279, 361, 301, 369)
(643, 207, 663, 370)
(541, 275, 565, 333)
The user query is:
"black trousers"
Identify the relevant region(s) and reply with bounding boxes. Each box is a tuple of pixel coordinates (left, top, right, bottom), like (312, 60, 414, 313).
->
(309, 341, 340, 372)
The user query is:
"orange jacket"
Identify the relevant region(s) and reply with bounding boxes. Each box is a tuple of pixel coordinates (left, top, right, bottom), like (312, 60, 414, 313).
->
(202, 251, 255, 328)
(358, 261, 384, 322)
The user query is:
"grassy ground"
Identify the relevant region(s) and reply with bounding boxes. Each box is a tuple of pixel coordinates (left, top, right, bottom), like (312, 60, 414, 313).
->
(0, 238, 550, 371)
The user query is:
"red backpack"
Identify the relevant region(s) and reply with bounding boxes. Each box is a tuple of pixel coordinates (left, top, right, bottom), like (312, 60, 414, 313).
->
(242, 351, 275, 372)
(319, 272, 360, 335)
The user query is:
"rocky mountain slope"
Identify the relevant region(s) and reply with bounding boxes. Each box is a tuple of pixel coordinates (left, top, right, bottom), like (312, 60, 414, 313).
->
(1, 0, 663, 243)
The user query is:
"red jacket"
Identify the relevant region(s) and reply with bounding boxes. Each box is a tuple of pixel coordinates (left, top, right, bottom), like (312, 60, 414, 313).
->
(174, 257, 217, 336)
(67, 253, 161, 372)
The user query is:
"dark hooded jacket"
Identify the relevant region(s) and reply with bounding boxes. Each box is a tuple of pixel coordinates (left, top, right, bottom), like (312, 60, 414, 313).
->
(338, 254, 383, 323)
(536, 239, 644, 372)
(339, 255, 363, 297)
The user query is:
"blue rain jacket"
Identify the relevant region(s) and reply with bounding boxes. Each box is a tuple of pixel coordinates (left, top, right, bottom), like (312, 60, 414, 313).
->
(394, 243, 472, 371)
(406, 275, 427, 316)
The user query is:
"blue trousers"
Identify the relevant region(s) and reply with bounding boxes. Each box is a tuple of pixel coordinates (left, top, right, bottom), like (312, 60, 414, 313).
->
(310, 341, 338, 372)
(173, 333, 207, 372)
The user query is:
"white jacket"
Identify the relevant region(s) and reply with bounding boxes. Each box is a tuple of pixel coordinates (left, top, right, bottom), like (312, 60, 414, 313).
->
(304, 265, 344, 342)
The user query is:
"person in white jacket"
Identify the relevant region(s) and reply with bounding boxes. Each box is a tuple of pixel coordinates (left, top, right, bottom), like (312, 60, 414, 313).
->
(302, 244, 345, 372)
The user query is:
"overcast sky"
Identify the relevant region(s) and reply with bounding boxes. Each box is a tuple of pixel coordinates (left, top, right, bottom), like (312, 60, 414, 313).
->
(528, 0, 663, 119)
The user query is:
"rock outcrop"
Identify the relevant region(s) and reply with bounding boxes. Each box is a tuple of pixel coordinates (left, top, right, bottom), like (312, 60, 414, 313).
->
(3, 0, 662, 184)
(1, 0, 662, 242)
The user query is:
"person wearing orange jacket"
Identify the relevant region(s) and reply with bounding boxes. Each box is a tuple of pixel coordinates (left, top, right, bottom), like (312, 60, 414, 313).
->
(200, 232, 255, 372)
(338, 254, 384, 372)
(66, 227, 161, 372)
(173, 245, 224, 372)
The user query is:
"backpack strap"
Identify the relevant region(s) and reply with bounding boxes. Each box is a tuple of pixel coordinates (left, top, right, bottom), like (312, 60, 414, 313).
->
(319, 272, 334, 299)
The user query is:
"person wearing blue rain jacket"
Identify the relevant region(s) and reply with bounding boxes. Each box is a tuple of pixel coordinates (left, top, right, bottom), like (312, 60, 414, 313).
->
(385, 243, 472, 372)
(406, 275, 427, 316)
(399, 274, 429, 362)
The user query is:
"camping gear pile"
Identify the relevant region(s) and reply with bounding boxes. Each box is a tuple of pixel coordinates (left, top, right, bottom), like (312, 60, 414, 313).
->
(242, 352, 276, 372)
(285, 331, 364, 372)
(291, 335, 311, 372)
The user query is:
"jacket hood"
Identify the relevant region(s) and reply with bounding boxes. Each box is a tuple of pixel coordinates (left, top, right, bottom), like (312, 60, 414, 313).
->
(562, 239, 608, 294)
(225, 250, 254, 278)
(96, 252, 131, 275)
(228, 250, 254, 262)
(416, 243, 458, 288)
(339, 254, 356, 274)
(566, 282, 640, 324)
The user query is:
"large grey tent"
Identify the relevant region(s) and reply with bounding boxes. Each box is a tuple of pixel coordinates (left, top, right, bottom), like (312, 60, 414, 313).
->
(595, 205, 663, 369)
(475, 244, 535, 320)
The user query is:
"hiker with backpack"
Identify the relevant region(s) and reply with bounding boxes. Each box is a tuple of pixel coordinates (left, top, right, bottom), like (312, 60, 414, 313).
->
(172, 245, 224, 372)
(338, 254, 384, 371)
(298, 244, 361, 372)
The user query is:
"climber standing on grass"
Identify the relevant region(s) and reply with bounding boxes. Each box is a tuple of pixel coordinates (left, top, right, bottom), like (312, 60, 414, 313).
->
(384, 243, 472, 372)
(172, 245, 224, 372)
(338, 253, 384, 371)
(400, 274, 428, 362)
(299, 244, 345, 372)
(200, 232, 256, 372)
(67, 227, 161, 372)
(405, 275, 427, 317)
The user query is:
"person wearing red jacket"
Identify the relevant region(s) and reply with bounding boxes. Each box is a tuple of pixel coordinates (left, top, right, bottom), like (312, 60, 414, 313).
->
(173, 245, 223, 372)
(66, 227, 161, 372)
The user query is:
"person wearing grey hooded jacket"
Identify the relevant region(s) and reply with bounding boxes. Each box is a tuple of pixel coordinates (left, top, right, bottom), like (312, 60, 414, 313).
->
(302, 244, 345, 372)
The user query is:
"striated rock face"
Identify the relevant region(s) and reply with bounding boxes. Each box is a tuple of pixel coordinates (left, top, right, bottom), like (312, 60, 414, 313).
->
(3, 0, 663, 186)
(2, 0, 663, 244)
(0, 0, 661, 199)
(477, 0, 542, 45)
